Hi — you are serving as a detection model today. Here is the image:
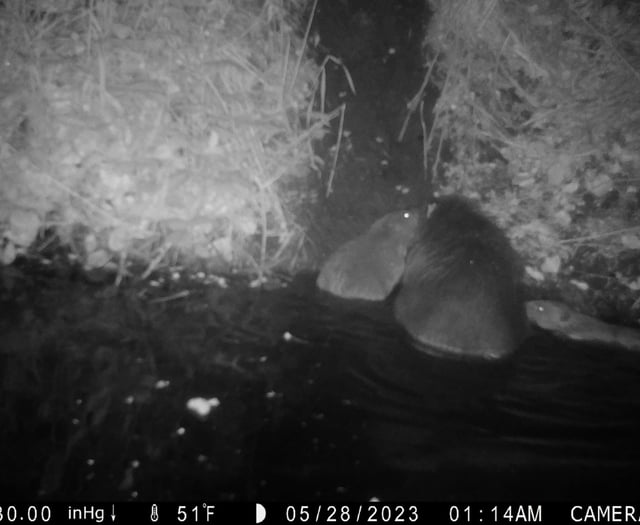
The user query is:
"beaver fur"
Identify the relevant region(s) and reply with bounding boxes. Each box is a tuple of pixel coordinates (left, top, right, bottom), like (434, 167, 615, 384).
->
(317, 209, 418, 301)
(393, 196, 527, 359)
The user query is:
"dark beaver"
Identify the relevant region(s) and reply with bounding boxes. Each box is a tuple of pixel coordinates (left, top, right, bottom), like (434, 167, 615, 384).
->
(393, 196, 527, 359)
(317, 209, 418, 301)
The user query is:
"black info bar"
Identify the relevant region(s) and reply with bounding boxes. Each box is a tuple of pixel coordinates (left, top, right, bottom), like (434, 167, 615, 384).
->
(1, 502, 638, 524)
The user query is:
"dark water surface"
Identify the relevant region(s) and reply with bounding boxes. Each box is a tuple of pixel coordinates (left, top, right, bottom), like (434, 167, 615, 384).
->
(2, 267, 639, 501)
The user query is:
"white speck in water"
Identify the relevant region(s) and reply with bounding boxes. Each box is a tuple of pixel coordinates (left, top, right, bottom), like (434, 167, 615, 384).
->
(265, 391, 277, 399)
(124, 395, 135, 405)
(155, 379, 171, 389)
(86, 458, 95, 466)
(72, 418, 80, 425)
(186, 397, 221, 417)
(283, 331, 309, 344)
(131, 460, 140, 468)
(176, 427, 186, 436)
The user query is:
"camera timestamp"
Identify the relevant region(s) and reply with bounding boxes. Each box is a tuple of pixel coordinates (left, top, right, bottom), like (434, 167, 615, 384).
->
(449, 505, 543, 524)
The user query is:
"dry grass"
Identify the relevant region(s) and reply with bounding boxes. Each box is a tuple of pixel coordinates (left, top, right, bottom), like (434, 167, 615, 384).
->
(419, 0, 640, 286)
(0, 0, 335, 280)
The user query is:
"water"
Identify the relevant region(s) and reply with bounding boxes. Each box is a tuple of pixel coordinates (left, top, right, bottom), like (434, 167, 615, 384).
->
(238, 275, 640, 500)
(2, 269, 639, 500)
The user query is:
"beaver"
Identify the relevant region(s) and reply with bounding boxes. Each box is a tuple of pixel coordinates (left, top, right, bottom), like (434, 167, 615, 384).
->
(316, 209, 419, 301)
(526, 300, 640, 352)
(393, 196, 527, 359)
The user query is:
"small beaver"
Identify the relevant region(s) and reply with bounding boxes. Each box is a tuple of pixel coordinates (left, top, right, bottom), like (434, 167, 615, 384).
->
(316, 209, 419, 301)
(393, 196, 527, 359)
(526, 300, 640, 352)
